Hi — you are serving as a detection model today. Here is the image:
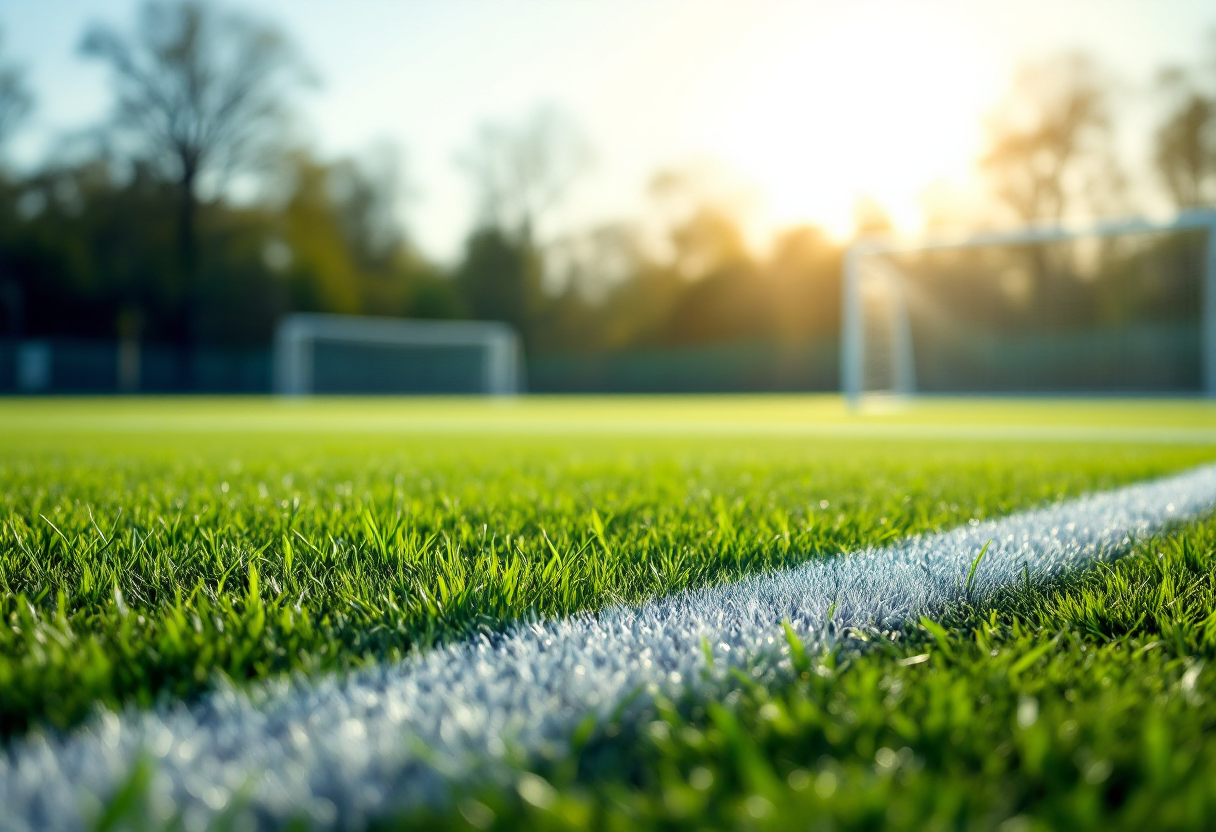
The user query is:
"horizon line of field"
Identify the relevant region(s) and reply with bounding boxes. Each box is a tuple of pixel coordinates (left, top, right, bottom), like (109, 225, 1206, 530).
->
(4, 464, 1216, 830)
(2, 416, 1216, 444)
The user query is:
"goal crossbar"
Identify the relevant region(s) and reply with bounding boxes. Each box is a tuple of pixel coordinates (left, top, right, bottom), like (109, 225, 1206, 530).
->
(841, 208, 1216, 405)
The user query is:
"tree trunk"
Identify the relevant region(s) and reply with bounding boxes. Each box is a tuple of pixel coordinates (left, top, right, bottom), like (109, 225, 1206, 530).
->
(177, 157, 199, 390)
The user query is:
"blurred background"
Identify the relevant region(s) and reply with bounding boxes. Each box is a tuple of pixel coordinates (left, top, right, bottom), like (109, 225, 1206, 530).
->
(0, 0, 1214, 395)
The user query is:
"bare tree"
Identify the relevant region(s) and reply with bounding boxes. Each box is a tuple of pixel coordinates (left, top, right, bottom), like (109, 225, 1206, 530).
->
(458, 106, 591, 244)
(981, 54, 1122, 224)
(80, 1, 310, 284)
(0, 31, 32, 152)
(1154, 64, 1216, 209)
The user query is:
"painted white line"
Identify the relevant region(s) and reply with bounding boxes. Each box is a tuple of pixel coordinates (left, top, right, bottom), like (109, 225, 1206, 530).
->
(3, 465, 1216, 831)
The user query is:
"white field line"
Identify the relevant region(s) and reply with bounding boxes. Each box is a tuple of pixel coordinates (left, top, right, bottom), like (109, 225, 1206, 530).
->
(3, 466, 1216, 831)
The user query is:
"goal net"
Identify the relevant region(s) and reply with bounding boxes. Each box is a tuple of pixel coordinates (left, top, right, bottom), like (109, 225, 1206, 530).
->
(842, 210, 1216, 404)
(273, 314, 522, 395)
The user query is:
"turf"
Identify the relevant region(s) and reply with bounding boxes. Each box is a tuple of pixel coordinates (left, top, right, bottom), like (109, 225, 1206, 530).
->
(1, 396, 1213, 743)
(393, 513, 1216, 832)
(4, 395, 1216, 439)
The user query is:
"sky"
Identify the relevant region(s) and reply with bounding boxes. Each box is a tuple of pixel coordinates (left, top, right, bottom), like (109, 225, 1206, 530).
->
(3, 0, 1214, 261)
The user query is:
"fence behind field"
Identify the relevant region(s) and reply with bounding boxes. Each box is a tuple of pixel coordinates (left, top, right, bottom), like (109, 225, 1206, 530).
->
(0, 340, 271, 394)
(0, 330, 1202, 395)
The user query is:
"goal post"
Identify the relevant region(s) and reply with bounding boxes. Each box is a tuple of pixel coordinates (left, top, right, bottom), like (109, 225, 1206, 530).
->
(841, 209, 1216, 405)
(274, 314, 523, 396)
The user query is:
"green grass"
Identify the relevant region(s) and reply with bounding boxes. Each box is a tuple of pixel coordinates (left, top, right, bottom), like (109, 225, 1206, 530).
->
(393, 514, 1216, 832)
(1, 396, 1214, 741)
(4, 395, 1216, 439)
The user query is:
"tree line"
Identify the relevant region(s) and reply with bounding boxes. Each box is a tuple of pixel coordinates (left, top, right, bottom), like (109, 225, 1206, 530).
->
(0, 2, 1214, 361)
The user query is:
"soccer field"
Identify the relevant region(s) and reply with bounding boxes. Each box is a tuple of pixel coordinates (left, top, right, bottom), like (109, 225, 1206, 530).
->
(3, 396, 1216, 830)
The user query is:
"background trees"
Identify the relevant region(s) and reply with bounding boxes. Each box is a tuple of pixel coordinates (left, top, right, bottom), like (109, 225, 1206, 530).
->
(0, 1, 1214, 384)
(0, 2, 459, 359)
(981, 54, 1123, 224)
(1154, 51, 1216, 209)
(453, 108, 591, 349)
(0, 31, 30, 154)
(79, 1, 312, 347)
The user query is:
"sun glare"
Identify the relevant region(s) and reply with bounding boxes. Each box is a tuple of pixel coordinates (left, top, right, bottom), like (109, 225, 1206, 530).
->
(701, 4, 1001, 238)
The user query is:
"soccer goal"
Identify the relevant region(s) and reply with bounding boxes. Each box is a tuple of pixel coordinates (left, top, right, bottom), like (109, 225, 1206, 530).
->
(841, 209, 1216, 405)
(273, 314, 523, 396)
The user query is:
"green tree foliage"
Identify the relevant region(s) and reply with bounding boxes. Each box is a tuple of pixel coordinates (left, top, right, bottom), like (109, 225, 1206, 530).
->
(0, 160, 180, 342)
(501, 166, 844, 358)
(0, 147, 458, 347)
(456, 228, 541, 340)
(1154, 63, 1216, 209)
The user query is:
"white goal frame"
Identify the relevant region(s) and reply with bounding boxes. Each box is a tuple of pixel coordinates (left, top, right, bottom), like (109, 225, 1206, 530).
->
(273, 314, 522, 396)
(841, 208, 1216, 406)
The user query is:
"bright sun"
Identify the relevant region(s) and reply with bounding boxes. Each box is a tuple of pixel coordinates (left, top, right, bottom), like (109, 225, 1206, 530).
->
(699, 3, 1001, 238)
